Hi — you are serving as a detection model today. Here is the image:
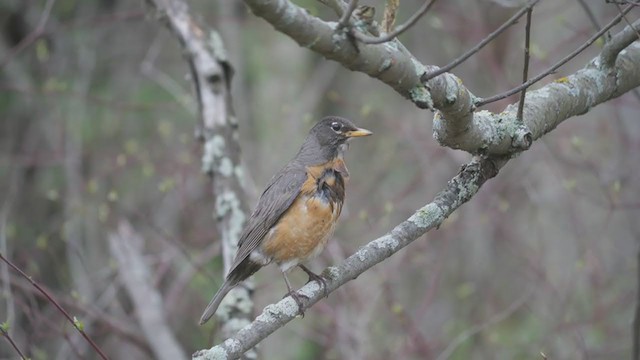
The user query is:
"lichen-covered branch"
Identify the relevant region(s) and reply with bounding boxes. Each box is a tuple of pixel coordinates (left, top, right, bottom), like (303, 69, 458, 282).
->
(145, 0, 254, 347)
(243, 0, 640, 157)
(600, 19, 640, 68)
(193, 157, 503, 359)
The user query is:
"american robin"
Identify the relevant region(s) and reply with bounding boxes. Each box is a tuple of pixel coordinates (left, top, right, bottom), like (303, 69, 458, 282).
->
(199, 116, 372, 325)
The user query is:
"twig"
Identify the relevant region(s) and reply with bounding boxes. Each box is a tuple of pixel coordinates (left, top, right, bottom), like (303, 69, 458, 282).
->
(476, 5, 633, 107)
(0, 253, 109, 360)
(355, 0, 438, 44)
(516, 8, 533, 122)
(422, 0, 540, 82)
(0, 327, 27, 360)
(615, 2, 640, 39)
(338, 0, 359, 29)
(576, 0, 606, 35)
(612, 1, 640, 104)
(435, 288, 534, 360)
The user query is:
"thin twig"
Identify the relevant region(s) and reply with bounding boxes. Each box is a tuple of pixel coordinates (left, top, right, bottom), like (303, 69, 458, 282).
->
(0, 253, 110, 360)
(0, 327, 27, 360)
(516, 8, 533, 122)
(615, 2, 640, 39)
(576, 0, 606, 35)
(355, 0, 438, 44)
(338, 0, 359, 29)
(476, 5, 632, 107)
(422, 0, 540, 82)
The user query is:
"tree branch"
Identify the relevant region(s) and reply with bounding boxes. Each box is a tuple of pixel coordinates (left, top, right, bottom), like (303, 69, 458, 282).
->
(0, 253, 109, 360)
(355, 0, 438, 44)
(476, 6, 633, 107)
(144, 0, 254, 345)
(194, 156, 504, 359)
(108, 221, 186, 360)
(421, 0, 540, 82)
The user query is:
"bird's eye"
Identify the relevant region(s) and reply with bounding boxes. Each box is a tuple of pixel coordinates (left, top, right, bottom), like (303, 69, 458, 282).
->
(330, 122, 342, 132)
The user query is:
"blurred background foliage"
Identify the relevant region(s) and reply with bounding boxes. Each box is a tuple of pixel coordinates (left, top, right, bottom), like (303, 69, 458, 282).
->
(1, 0, 639, 359)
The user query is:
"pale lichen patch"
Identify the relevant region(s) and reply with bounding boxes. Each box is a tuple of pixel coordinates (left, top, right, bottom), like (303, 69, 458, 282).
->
(355, 248, 368, 261)
(408, 203, 441, 229)
(373, 234, 399, 251)
(219, 157, 234, 177)
(322, 266, 341, 280)
(195, 346, 228, 360)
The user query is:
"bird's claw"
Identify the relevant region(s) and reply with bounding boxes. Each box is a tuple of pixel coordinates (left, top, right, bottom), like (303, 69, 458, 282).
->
(298, 265, 329, 298)
(283, 291, 309, 317)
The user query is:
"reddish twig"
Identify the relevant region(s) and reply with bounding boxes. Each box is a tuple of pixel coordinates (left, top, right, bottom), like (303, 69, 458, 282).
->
(0, 326, 28, 359)
(476, 5, 632, 107)
(422, 0, 540, 82)
(0, 253, 110, 360)
(355, 0, 438, 44)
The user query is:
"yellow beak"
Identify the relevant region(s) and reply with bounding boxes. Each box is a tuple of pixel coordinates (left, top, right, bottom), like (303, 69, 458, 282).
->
(345, 128, 373, 137)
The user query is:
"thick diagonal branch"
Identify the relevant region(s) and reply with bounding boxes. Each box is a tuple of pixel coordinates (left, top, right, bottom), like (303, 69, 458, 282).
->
(244, 0, 640, 157)
(194, 157, 503, 359)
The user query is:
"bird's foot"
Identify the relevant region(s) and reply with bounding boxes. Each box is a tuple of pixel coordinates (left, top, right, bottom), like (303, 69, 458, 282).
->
(298, 265, 329, 298)
(283, 291, 308, 317)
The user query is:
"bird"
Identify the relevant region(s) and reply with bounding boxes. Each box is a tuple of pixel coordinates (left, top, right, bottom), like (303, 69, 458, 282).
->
(199, 116, 372, 325)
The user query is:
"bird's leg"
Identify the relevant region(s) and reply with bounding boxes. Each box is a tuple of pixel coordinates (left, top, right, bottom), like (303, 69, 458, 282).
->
(298, 264, 329, 298)
(281, 272, 307, 317)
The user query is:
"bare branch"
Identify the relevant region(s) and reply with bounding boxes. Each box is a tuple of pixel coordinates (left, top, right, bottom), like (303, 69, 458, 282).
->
(615, 2, 640, 45)
(600, 16, 640, 68)
(355, 0, 438, 44)
(576, 0, 605, 33)
(422, 0, 540, 82)
(516, 8, 533, 122)
(108, 221, 186, 360)
(0, 253, 109, 360)
(476, 6, 633, 107)
(0, 327, 27, 360)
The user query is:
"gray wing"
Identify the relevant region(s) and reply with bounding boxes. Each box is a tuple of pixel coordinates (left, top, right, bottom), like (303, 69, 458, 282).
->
(227, 163, 308, 275)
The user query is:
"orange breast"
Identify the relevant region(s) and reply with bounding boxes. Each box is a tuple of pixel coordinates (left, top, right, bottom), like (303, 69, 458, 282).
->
(261, 161, 346, 272)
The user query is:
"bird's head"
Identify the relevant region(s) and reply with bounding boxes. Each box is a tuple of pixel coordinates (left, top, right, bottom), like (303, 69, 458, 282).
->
(298, 116, 372, 164)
